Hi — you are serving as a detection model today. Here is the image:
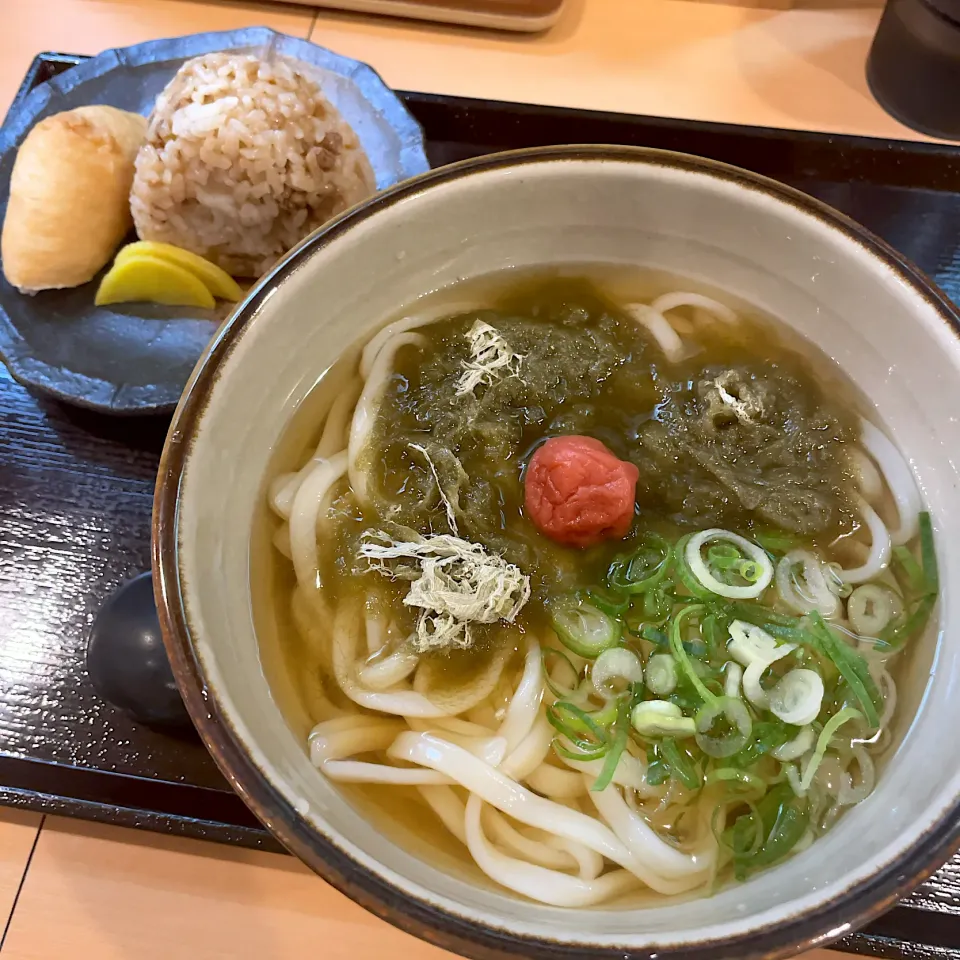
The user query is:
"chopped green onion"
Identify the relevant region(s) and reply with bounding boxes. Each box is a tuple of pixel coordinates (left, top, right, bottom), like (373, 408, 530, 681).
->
(645, 654, 678, 695)
(847, 584, 901, 636)
(798, 707, 862, 793)
(542, 647, 581, 699)
(724, 602, 800, 631)
(608, 533, 671, 594)
(670, 604, 716, 705)
(768, 669, 824, 727)
(588, 699, 620, 727)
(881, 512, 938, 649)
(673, 535, 717, 600)
(880, 594, 936, 651)
(824, 562, 854, 600)
(592, 697, 630, 792)
(705, 767, 766, 795)
(659, 738, 702, 790)
(727, 719, 794, 769)
(646, 748, 670, 786)
(771, 725, 815, 762)
(549, 596, 622, 659)
(592, 648, 643, 699)
(708, 543, 741, 565)
(667, 691, 701, 714)
(685, 529, 774, 600)
(694, 696, 752, 758)
(738, 782, 809, 874)
(546, 701, 609, 758)
(806, 613, 880, 728)
(631, 700, 696, 737)
(643, 582, 674, 621)
(635, 623, 669, 647)
(728, 620, 794, 669)
(892, 545, 926, 595)
(585, 585, 630, 617)
(700, 613, 728, 659)
(752, 528, 800, 557)
(723, 803, 765, 871)
(687, 638, 710, 659)
(553, 738, 609, 763)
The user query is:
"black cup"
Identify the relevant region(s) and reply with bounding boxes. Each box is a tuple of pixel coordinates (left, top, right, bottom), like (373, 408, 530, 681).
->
(867, 0, 960, 140)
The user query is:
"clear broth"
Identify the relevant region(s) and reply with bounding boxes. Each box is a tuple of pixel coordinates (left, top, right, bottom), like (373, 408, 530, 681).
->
(252, 266, 934, 901)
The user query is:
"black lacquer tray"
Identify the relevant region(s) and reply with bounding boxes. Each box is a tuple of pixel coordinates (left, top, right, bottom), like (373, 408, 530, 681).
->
(3, 51, 960, 960)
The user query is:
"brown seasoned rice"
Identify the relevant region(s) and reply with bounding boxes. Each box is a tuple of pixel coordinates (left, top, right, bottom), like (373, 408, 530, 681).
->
(130, 53, 375, 278)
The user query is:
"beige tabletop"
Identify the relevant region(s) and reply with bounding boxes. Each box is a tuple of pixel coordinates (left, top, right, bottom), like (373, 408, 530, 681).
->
(0, 0, 931, 955)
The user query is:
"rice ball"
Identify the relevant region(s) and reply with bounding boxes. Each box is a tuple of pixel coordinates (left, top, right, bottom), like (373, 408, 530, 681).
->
(130, 53, 375, 278)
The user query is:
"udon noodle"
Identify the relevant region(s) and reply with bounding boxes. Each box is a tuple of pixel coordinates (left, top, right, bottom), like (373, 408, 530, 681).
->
(264, 275, 937, 906)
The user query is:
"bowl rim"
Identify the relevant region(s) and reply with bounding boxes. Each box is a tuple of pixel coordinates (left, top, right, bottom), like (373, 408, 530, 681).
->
(154, 143, 960, 960)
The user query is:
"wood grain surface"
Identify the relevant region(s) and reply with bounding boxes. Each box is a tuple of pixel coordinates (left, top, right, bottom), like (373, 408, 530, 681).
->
(0, 364, 235, 790)
(0, 816, 851, 960)
(0, 810, 41, 934)
(0, 0, 315, 115)
(2, 817, 453, 960)
(307, 0, 936, 141)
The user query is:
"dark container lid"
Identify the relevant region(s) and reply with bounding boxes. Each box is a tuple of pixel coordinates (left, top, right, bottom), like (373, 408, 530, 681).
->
(867, 0, 960, 140)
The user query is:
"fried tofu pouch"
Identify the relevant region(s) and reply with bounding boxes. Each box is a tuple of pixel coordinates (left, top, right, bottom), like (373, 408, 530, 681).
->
(1, 106, 147, 293)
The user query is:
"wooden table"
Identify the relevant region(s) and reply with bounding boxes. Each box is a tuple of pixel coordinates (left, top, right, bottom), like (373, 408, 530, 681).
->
(0, 0, 929, 954)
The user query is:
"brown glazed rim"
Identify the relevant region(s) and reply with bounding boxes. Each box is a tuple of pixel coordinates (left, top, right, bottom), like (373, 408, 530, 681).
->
(154, 144, 960, 960)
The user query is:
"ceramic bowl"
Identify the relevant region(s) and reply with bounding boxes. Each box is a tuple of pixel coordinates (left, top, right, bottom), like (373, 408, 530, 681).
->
(154, 146, 960, 960)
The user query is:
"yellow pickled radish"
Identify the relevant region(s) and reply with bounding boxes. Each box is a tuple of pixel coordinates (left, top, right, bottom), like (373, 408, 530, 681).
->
(95, 255, 216, 309)
(115, 241, 243, 301)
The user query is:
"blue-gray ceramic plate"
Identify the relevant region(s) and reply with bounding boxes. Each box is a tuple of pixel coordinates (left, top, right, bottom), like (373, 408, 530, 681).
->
(0, 28, 430, 415)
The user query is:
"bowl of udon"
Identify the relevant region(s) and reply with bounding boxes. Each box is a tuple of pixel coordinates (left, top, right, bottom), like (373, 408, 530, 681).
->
(153, 145, 960, 959)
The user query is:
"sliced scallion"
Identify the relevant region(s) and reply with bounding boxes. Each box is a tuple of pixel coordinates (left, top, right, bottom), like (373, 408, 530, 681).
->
(771, 724, 815, 762)
(743, 782, 809, 872)
(722, 803, 765, 874)
(723, 602, 801, 633)
(659, 738, 701, 790)
(552, 738, 609, 763)
(542, 647, 581, 699)
(685, 529, 774, 600)
(670, 604, 716, 705)
(549, 596, 622, 659)
(881, 512, 939, 649)
(592, 697, 630, 792)
(892, 545, 925, 595)
(592, 647, 643, 699)
(636, 622, 669, 647)
(588, 698, 620, 728)
(797, 707, 862, 793)
(645, 654, 678, 695)
(608, 533, 671, 594)
(631, 700, 696, 738)
(694, 696, 752, 758)
(806, 613, 880, 728)
(921, 511, 939, 594)
(705, 767, 766, 795)
(673, 535, 717, 600)
(727, 719, 793, 769)
(585, 585, 631, 617)
(752, 527, 800, 557)
(643, 582, 674, 621)
(847, 584, 902, 636)
(768, 669, 824, 727)
(546, 701, 609, 758)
